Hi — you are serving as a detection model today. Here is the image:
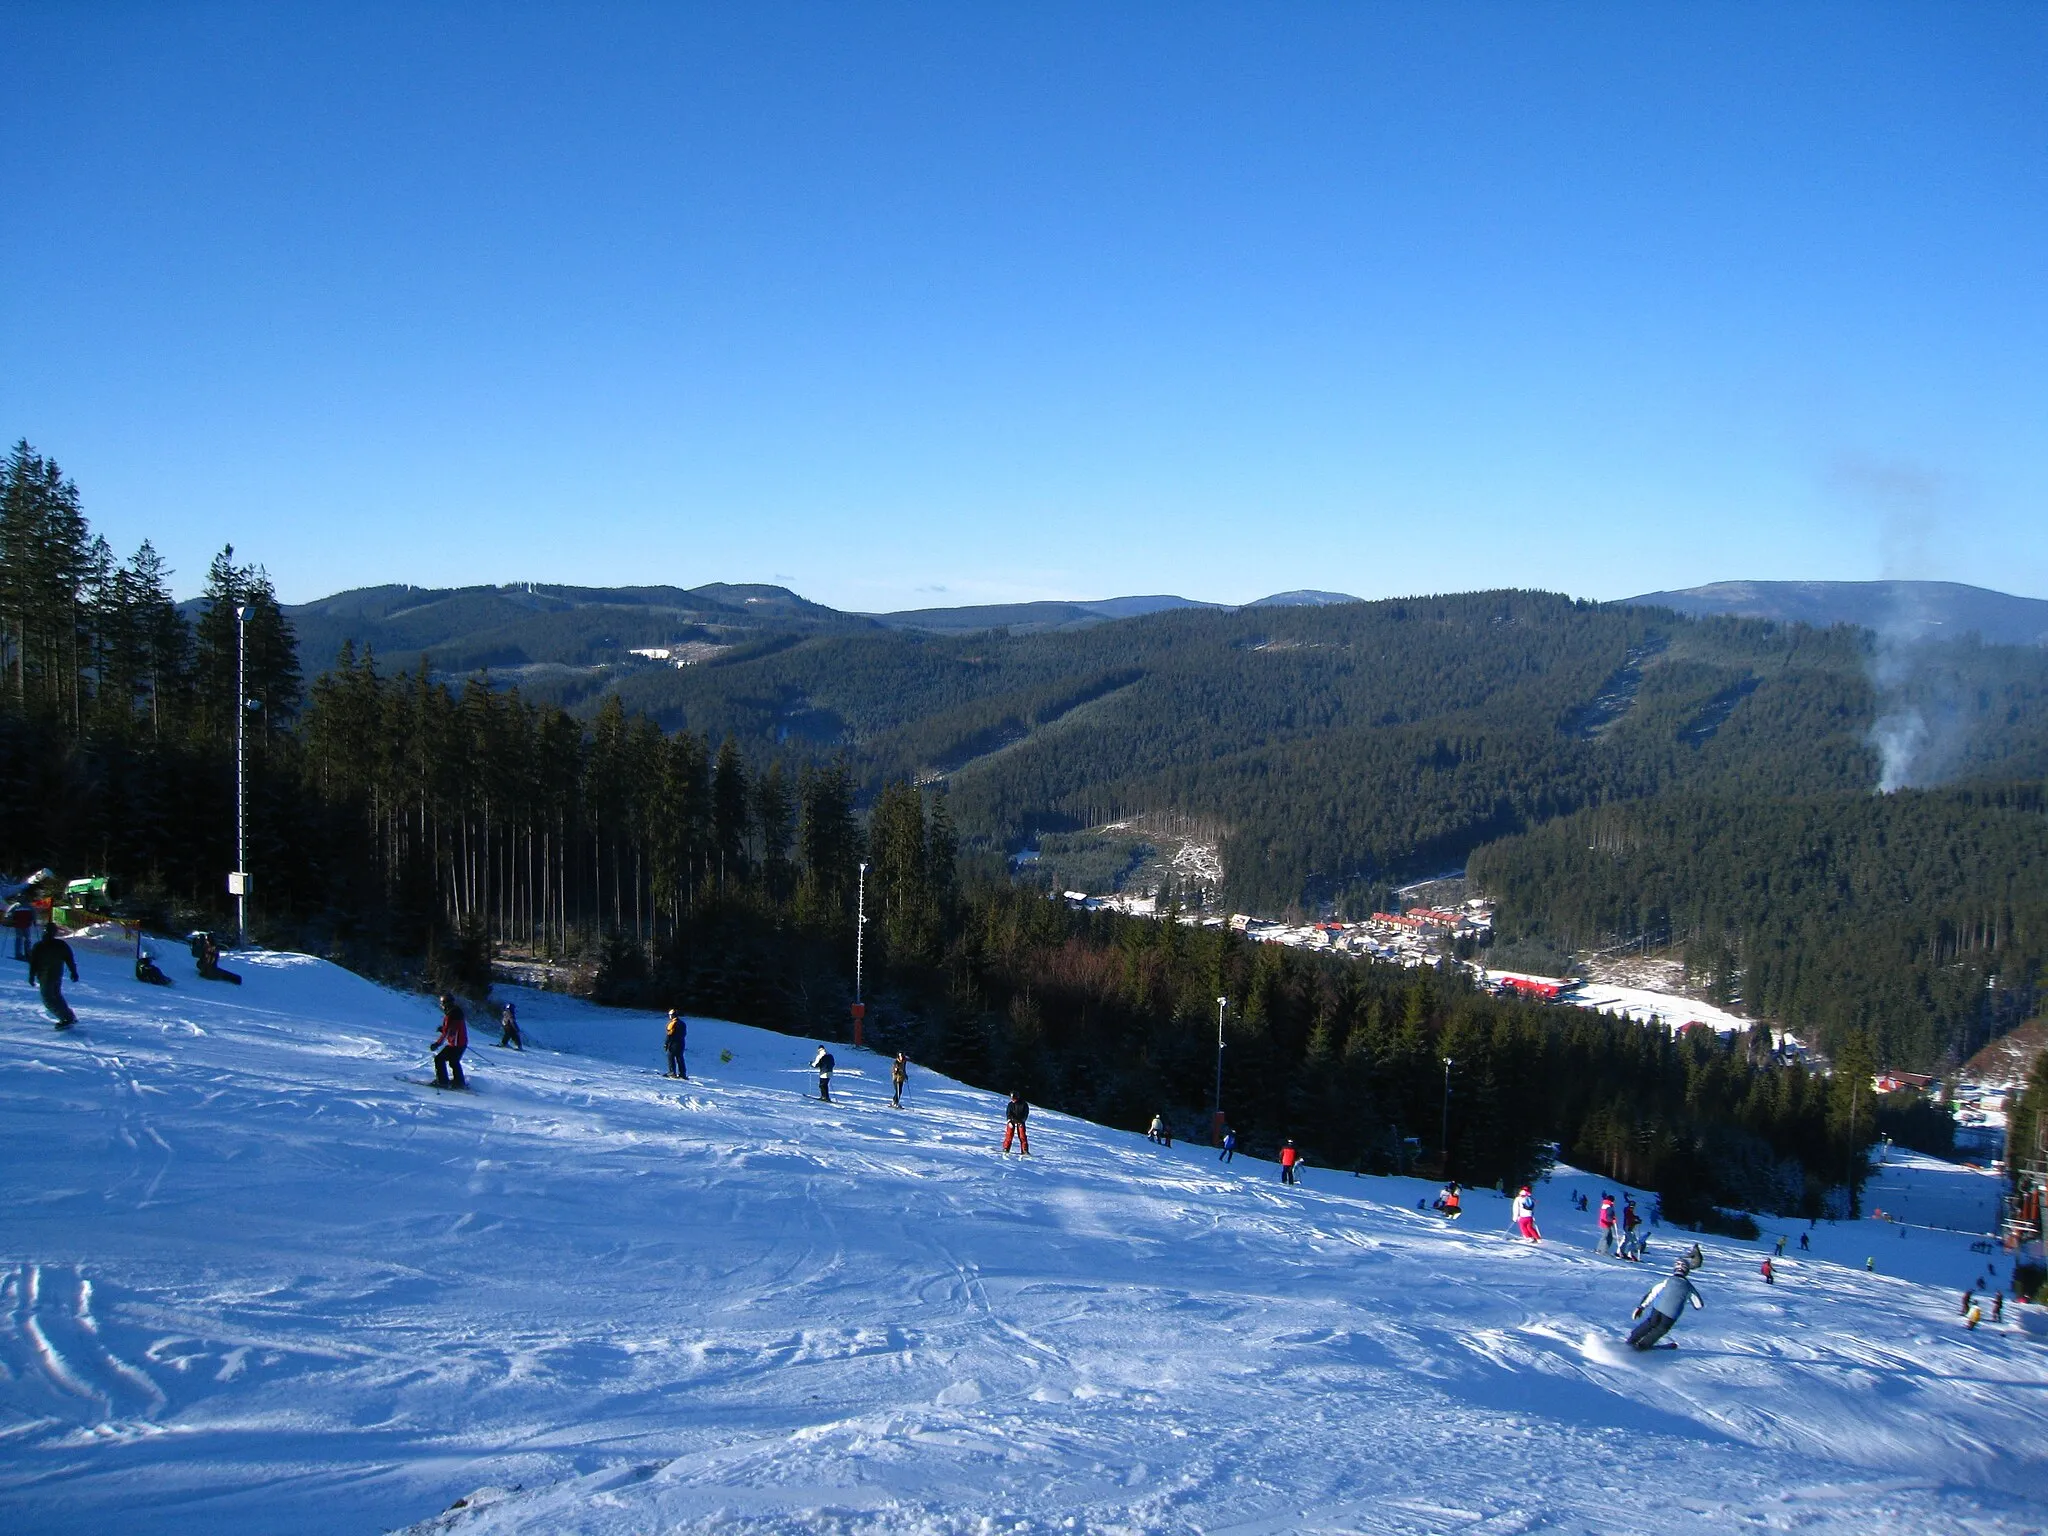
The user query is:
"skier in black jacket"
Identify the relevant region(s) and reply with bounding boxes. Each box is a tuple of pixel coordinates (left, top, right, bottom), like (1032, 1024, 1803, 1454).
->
(28, 927, 78, 1029)
(1003, 1092, 1030, 1155)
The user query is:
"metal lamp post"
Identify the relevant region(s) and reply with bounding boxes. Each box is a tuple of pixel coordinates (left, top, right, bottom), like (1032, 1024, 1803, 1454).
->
(851, 861, 868, 1047)
(1441, 1056, 1454, 1176)
(1212, 996, 1228, 1145)
(230, 604, 250, 938)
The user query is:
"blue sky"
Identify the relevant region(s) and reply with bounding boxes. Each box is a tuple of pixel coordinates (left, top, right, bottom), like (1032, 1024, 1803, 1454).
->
(3, 4, 2043, 609)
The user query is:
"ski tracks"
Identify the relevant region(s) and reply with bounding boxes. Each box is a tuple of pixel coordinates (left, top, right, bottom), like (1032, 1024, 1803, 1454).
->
(0, 1263, 167, 1440)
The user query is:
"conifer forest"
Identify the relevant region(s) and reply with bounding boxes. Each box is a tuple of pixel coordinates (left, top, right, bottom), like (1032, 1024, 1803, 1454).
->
(5, 439, 2046, 1221)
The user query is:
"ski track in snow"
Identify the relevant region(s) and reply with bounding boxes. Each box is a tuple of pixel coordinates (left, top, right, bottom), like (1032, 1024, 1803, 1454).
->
(1, 940, 2045, 1534)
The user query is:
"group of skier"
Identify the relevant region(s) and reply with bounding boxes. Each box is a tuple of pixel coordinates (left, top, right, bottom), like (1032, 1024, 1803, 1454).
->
(17, 917, 265, 1033)
(1595, 1191, 1647, 1260)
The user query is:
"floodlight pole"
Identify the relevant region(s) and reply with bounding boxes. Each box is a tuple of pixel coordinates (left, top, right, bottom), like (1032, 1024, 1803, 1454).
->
(234, 604, 248, 938)
(1441, 1056, 1454, 1175)
(1212, 996, 1228, 1143)
(851, 861, 869, 1047)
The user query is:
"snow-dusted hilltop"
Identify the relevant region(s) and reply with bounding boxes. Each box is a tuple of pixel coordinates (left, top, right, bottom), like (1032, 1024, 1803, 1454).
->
(2, 938, 2042, 1535)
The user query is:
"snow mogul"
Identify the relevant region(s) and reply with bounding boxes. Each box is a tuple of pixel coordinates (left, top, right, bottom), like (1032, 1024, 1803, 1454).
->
(1627, 1257, 1704, 1350)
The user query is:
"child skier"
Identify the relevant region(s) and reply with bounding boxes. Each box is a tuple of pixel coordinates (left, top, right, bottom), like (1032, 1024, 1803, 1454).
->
(1003, 1091, 1030, 1154)
(1597, 1193, 1618, 1256)
(1627, 1258, 1704, 1349)
(1512, 1185, 1541, 1242)
(891, 1052, 908, 1107)
(1760, 1256, 1775, 1285)
(665, 1010, 687, 1078)
(812, 1046, 835, 1102)
(433, 995, 469, 1089)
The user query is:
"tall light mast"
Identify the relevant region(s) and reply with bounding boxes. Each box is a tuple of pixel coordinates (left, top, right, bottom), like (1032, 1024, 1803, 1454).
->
(231, 604, 250, 936)
(851, 861, 869, 1047)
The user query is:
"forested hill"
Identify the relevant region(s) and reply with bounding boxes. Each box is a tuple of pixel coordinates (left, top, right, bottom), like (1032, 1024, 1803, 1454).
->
(9, 435, 2048, 1076)
(503, 591, 2045, 913)
(1470, 784, 2048, 1071)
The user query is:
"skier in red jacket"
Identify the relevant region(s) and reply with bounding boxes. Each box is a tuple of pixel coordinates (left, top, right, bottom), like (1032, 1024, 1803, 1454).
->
(1280, 1140, 1300, 1185)
(434, 995, 470, 1089)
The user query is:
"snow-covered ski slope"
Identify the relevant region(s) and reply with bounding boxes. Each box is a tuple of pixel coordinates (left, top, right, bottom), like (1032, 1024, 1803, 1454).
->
(3, 940, 2045, 1535)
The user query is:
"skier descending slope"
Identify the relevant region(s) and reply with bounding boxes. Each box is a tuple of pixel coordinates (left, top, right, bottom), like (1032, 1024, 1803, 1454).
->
(812, 1047, 834, 1102)
(433, 995, 469, 1089)
(27, 924, 77, 1029)
(1596, 1193, 1617, 1255)
(891, 1052, 908, 1107)
(1628, 1257, 1704, 1349)
(1003, 1091, 1030, 1155)
(1512, 1185, 1541, 1242)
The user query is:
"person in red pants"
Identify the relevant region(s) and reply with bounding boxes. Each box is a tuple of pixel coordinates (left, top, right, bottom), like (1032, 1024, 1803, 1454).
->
(1003, 1091, 1030, 1155)
(433, 995, 469, 1089)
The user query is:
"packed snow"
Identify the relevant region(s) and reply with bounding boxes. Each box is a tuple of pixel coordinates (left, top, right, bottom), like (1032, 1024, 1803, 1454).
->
(3, 934, 2046, 1535)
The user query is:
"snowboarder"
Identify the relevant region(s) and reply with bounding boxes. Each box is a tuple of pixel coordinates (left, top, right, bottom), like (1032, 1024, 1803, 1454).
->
(1434, 1181, 1462, 1219)
(664, 1010, 687, 1078)
(1279, 1140, 1300, 1185)
(1597, 1194, 1618, 1256)
(1003, 1091, 1030, 1155)
(891, 1052, 908, 1107)
(499, 1002, 523, 1051)
(1512, 1185, 1540, 1242)
(1627, 1258, 1704, 1349)
(1760, 1256, 1775, 1285)
(28, 924, 78, 1028)
(432, 995, 469, 1088)
(1219, 1127, 1237, 1162)
(812, 1047, 835, 1102)
(191, 932, 241, 985)
(1621, 1197, 1643, 1261)
(134, 944, 171, 986)
(1147, 1114, 1167, 1144)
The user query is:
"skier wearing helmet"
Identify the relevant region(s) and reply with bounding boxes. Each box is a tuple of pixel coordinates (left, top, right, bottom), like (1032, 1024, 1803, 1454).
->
(433, 995, 469, 1089)
(1628, 1258, 1704, 1349)
(1511, 1184, 1541, 1242)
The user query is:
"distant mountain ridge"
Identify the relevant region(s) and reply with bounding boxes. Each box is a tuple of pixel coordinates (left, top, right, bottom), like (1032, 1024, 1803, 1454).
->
(282, 582, 1365, 670)
(1624, 580, 2048, 647)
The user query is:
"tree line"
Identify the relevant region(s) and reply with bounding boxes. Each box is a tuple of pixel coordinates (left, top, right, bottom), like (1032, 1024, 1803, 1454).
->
(0, 439, 1914, 1222)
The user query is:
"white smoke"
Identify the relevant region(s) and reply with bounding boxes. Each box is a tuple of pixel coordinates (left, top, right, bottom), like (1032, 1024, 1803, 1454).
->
(1826, 454, 1969, 795)
(1869, 705, 1928, 794)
